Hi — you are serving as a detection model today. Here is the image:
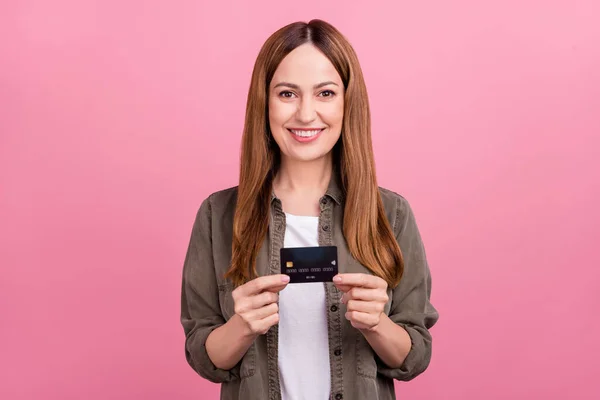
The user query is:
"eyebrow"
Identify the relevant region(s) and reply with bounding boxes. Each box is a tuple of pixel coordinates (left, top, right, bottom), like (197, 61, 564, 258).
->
(273, 81, 339, 90)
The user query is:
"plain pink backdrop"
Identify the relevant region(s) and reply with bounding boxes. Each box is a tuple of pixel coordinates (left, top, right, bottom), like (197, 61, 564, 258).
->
(1, 1, 599, 399)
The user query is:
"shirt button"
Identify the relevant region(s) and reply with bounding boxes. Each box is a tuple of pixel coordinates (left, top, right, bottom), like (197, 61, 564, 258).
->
(335, 394, 343, 400)
(334, 348, 342, 356)
(322, 224, 330, 231)
(276, 224, 283, 232)
(320, 197, 328, 205)
(330, 305, 338, 312)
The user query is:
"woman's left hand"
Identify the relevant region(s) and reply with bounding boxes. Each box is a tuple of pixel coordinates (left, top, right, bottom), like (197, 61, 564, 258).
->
(333, 273, 389, 332)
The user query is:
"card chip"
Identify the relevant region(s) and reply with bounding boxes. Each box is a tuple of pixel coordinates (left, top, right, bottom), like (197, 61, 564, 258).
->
(286, 261, 294, 268)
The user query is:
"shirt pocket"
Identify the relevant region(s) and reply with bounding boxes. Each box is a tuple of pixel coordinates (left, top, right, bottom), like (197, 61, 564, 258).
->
(217, 282, 256, 378)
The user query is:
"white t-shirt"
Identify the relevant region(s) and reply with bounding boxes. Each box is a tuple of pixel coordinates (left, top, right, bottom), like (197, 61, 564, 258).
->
(278, 213, 331, 400)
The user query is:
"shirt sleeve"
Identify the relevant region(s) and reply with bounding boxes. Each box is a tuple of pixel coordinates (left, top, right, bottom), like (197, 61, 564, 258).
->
(377, 195, 440, 381)
(180, 196, 240, 383)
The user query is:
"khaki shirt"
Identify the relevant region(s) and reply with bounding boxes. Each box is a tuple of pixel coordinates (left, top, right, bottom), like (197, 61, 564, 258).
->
(180, 173, 439, 400)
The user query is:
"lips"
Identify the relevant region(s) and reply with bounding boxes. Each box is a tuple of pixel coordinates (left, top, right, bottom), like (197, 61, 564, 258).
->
(287, 128, 325, 143)
(287, 128, 325, 138)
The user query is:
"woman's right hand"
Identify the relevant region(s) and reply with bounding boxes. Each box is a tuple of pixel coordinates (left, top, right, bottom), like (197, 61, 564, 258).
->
(232, 274, 290, 336)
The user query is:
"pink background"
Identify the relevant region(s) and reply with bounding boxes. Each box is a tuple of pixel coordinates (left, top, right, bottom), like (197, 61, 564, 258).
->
(1, 1, 599, 399)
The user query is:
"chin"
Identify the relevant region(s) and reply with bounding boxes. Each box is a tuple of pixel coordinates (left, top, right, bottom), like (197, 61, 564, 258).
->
(286, 150, 332, 163)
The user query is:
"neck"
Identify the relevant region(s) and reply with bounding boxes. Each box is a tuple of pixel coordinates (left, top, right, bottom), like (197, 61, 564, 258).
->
(273, 154, 332, 196)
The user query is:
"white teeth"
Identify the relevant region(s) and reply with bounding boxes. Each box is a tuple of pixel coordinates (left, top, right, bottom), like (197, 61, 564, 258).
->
(290, 129, 322, 137)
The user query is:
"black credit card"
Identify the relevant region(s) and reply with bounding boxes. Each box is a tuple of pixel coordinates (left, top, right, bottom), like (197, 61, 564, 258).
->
(280, 246, 338, 284)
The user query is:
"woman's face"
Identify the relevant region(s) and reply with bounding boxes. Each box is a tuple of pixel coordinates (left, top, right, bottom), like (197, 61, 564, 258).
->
(268, 44, 344, 163)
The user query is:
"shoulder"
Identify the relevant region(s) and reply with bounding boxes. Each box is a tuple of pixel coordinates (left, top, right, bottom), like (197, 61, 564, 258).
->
(203, 186, 238, 212)
(377, 186, 416, 236)
(194, 186, 239, 226)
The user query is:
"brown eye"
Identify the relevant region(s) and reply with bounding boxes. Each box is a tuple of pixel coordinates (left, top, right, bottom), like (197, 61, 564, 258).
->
(320, 90, 335, 97)
(279, 91, 295, 98)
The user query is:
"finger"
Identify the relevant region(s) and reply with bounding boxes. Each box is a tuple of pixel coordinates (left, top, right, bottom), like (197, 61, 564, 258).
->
(345, 299, 384, 314)
(349, 319, 371, 331)
(246, 302, 278, 321)
(234, 291, 278, 314)
(334, 273, 386, 289)
(345, 310, 379, 329)
(250, 291, 279, 309)
(247, 309, 280, 335)
(264, 283, 289, 293)
(342, 288, 388, 303)
(259, 312, 280, 332)
(243, 275, 290, 295)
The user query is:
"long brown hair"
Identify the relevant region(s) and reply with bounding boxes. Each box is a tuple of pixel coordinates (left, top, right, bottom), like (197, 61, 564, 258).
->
(225, 19, 404, 288)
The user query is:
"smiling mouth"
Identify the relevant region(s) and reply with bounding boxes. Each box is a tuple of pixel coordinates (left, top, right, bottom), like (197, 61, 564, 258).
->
(287, 128, 325, 138)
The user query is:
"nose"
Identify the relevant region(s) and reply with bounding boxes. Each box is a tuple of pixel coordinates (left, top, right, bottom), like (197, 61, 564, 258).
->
(296, 96, 317, 123)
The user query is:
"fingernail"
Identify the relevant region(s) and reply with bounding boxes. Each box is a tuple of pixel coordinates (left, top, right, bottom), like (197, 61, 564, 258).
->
(281, 275, 290, 282)
(333, 276, 342, 283)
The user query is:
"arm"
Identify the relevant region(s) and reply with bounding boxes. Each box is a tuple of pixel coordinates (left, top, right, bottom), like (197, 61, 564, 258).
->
(180, 196, 240, 383)
(206, 275, 289, 370)
(181, 197, 289, 379)
(360, 314, 412, 369)
(379, 196, 439, 381)
(205, 314, 258, 370)
(335, 275, 413, 369)
(335, 196, 438, 381)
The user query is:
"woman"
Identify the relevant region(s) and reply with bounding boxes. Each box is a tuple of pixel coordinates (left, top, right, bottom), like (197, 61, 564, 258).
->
(180, 19, 439, 400)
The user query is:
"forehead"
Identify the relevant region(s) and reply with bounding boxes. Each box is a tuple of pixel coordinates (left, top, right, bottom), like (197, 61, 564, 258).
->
(271, 44, 342, 87)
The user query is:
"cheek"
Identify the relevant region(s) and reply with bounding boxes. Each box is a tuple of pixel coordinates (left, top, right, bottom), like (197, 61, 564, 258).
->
(269, 101, 293, 129)
(268, 101, 291, 148)
(335, 100, 344, 122)
(319, 107, 343, 136)
(322, 101, 344, 125)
